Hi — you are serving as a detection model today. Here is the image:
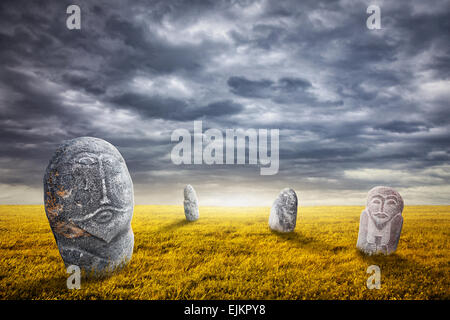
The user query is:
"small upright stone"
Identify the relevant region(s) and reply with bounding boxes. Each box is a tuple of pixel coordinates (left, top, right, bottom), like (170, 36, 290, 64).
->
(184, 184, 199, 221)
(357, 186, 404, 255)
(269, 188, 298, 233)
(44, 137, 134, 276)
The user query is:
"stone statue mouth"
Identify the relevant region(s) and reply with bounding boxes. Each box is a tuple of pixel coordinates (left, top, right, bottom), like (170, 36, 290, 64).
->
(94, 210, 113, 223)
(373, 212, 388, 219)
(71, 206, 129, 223)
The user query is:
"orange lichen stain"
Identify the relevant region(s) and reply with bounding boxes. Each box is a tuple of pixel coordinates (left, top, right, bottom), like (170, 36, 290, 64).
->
(56, 186, 71, 198)
(46, 203, 63, 219)
(45, 170, 89, 239)
(47, 171, 55, 185)
(45, 170, 65, 217)
(54, 220, 90, 239)
(45, 190, 62, 219)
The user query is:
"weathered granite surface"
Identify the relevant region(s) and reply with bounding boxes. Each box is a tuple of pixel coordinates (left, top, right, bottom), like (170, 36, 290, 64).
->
(269, 188, 298, 233)
(357, 186, 404, 255)
(184, 184, 199, 221)
(44, 137, 134, 275)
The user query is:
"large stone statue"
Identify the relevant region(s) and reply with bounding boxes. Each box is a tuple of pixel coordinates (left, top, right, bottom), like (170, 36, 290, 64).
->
(44, 137, 134, 276)
(269, 188, 298, 233)
(357, 186, 404, 255)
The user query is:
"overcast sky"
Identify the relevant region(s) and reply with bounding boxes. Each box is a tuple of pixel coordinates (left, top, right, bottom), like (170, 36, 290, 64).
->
(0, 0, 449, 206)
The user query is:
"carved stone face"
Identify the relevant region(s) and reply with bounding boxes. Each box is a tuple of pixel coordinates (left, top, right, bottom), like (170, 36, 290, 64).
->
(366, 186, 403, 228)
(45, 137, 133, 244)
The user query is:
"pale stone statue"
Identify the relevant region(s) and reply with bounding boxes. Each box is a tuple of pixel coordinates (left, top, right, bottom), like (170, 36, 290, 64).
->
(44, 137, 134, 276)
(184, 184, 199, 221)
(357, 186, 404, 255)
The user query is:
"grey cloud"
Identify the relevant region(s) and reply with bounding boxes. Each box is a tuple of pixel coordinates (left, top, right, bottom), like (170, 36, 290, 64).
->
(228, 76, 312, 97)
(227, 75, 340, 106)
(227, 76, 273, 98)
(230, 24, 286, 50)
(374, 121, 429, 133)
(62, 73, 106, 95)
(110, 93, 244, 120)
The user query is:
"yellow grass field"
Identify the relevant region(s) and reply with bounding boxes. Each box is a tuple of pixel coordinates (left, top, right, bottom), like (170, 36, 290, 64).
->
(0, 205, 448, 300)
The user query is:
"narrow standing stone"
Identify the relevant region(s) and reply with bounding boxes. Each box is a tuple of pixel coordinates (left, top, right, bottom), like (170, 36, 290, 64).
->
(184, 184, 199, 221)
(269, 188, 298, 232)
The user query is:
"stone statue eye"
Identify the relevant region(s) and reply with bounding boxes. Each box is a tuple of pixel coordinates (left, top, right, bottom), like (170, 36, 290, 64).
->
(102, 157, 115, 165)
(77, 156, 98, 165)
(371, 199, 381, 205)
(387, 199, 397, 206)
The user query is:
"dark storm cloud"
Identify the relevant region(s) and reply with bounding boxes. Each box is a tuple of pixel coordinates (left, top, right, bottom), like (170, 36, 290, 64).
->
(0, 0, 231, 187)
(426, 55, 450, 79)
(228, 76, 312, 98)
(227, 76, 273, 98)
(110, 93, 243, 120)
(62, 73, 106, 95)
(227, 75, 342, 106)
(0, 0, 449, 204)
(374, 121, 429, 133)
(103, 14, 216, 74)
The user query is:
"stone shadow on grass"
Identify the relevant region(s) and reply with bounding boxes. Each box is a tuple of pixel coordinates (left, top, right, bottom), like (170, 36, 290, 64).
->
(356, 250, 447, 297)
(357, 250, 410, 265)
(6, 274, 68, 299)
(7, 262, 136, 299)
(270, 229, 334, 252)
(159, 219, 192, 233)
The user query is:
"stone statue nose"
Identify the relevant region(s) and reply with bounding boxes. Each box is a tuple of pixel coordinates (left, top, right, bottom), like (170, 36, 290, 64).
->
(98, 159, 111, 205)
(100, 178, 111, 205)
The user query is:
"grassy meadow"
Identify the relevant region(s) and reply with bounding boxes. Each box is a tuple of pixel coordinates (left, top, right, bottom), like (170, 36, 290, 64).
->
(0, 205, 448, 300)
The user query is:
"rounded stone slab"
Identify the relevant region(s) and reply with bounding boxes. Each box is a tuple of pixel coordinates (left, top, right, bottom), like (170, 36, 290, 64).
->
(184, 184, 199, 221)
(269, 188, 298, 233)
(43, 137, 134, 276)
(356, 186, 404, 255)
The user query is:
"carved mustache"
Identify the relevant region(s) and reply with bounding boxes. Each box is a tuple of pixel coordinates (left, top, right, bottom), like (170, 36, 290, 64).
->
(372, 212, 389, 219)
(71, 206, 130, 222)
